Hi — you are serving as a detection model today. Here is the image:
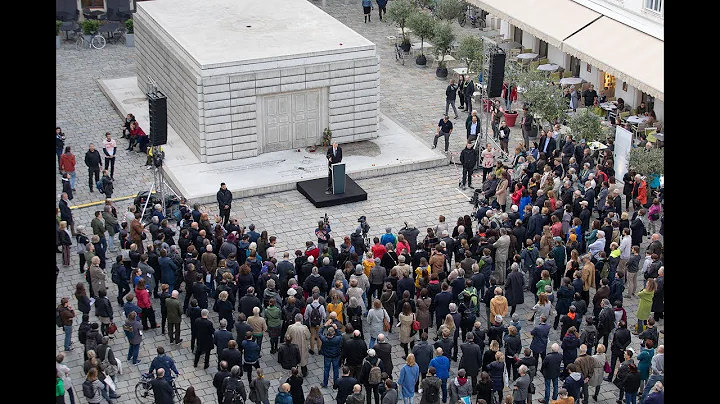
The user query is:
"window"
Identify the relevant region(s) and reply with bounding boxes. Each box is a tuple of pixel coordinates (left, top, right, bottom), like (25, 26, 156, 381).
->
(644, 0, 663, 13)
(538, 40, 548, 58)
(82, 0, 105, 8)
(513, 26, 523, 44)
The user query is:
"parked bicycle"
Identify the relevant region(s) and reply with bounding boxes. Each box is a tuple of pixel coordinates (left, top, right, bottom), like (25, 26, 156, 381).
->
(135, 372, 186, 403)
(458, 4, 486, 29)
(75, 31, 106, 50)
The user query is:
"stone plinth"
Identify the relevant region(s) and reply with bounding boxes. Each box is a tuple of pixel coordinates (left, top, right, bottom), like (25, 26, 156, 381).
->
(135, 0, 380, 163)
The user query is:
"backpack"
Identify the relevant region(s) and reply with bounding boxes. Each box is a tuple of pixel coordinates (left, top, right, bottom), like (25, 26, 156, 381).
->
(309, 304, 322, 327)
(284, 306, 298, 325)
(56, 307, 64, 328)
(111, 264, 121, 285)
(584, 328, 597, 348)
(223, 377, 245, 404)
(82, 379, 95, 399)
(96, 180, 104, 194)
(423, 380, 440, 403)
(86, 332, 99, 352)
(365, 358, 382, 385)
(460, 287, 478, 309)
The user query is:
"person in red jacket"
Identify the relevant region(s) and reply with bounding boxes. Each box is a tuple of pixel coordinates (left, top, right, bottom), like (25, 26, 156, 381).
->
(135, 278, 158, 330)
(631, 174, 648, 209)
(128, 121, 149, 153)
(59, 146, 77, 191)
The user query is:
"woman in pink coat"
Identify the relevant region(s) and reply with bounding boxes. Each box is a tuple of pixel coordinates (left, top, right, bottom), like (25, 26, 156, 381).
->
(481, 144, 496, 182)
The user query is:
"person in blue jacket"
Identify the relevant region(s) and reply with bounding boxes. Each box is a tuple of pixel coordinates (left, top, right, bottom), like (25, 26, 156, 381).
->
(241, 332, 261, 383)
(319, 324, 343, 388)
(397, 354, 420, 404)
(429, 347, 451, 403)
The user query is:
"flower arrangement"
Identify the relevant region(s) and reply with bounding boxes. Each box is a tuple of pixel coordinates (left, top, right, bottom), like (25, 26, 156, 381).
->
(322, 128, 332, 147)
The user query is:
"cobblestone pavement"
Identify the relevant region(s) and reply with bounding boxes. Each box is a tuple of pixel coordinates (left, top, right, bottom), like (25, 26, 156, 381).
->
(55, 2, 661, 403)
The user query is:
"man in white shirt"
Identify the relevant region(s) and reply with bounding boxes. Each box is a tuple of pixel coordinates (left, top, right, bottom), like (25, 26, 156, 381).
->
(618, 228, 632, 273)
(102, 132, 117, 179)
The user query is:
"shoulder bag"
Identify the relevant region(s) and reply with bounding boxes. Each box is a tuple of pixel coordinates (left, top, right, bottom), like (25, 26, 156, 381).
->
(411, 313, 420, 336)
(382, 309, 391, 332)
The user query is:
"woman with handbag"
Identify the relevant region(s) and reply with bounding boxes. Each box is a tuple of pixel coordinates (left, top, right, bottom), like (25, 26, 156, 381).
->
(96, 336, 119, 383)
(366, 299, 390, 348)
(398, 302, 417, 358)
(83, 349, 121, 400)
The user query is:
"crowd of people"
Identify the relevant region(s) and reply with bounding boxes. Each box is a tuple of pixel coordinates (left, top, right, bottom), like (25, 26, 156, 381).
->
(57, 133, 664, 403)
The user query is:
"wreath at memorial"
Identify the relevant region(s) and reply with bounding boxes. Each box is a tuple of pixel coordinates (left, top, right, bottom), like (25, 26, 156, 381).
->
(322, 127, 332, 147)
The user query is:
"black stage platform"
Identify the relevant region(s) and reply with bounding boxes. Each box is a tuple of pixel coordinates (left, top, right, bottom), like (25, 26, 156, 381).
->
(296, 175, 368, 208)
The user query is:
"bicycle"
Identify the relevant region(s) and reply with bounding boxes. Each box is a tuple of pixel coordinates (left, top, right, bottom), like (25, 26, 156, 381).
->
(135, 372, 186, 403)
(458, 4, 486, 29)
(394, 42, 405, 65)
(75, 30, 106, 50)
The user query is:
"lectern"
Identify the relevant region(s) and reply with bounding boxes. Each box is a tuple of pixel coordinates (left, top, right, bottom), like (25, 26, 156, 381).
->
(331, 163, 346, 194)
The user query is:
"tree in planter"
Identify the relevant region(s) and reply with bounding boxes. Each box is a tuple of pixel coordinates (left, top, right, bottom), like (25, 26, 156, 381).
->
(387, 0, 417, 50)
(517, 69, 568, 129)
(406, 11, 437, 64)
(125, 18, 134, 34)
(567, 109, 606, 143)
(82, 19, 100, 35)
(455, 35, 483, 74)
(432, 22, 455, 76)
(56, 20, 62, 36)
(627, 147, 664, 178)
(434, 0, 465, 22)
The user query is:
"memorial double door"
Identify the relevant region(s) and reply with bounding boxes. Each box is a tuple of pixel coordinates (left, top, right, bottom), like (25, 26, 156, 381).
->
(261, 89, 321, 153)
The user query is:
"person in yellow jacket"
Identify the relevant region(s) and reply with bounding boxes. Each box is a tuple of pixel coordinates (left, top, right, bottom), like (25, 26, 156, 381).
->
(414, 257, 431, 289)
(145, 145, 164, 170)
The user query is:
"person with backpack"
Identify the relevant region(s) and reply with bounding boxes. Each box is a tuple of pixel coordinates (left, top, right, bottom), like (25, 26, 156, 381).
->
(222, 365, 248, 404)
(578, 316, 598, 355)
(419, 366, 442, 404)
(82, 368, 112, 404)
(305, 293, 327, 354)
(360, 349, 384, 404)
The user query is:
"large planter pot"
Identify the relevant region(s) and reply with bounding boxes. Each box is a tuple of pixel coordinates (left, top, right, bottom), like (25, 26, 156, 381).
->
(83, 34, 93, 44)
(415, 54, 427, 66)
(435, 66, 448, 79)
(125, 33, 135, 47)
(400, 41, 411, 52)
(56, 35, 61, 49)
(504, 110, 519, 127)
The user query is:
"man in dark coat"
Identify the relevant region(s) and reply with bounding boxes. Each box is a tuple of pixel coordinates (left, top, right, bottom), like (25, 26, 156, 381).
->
(216, 182, 233, 227)
(459, 332, 483, 394)
(538, 131, 557, 156)
(431, 284, 453, 331)
(219, 340, 243, 371)
(412, 333, 434, 389)
(84, 143, 102, 193)
(505, 263, 525, 315)
(213, 361, 232, 404)
(445, 79, 459, 119)
(326, 142, 343, 193)
(373, 334, 394, 376)
(629, 212, 646, 247)
(336, 367, 358, 404)
(194, 309, 216, 369)
(460, 142, 478, 190)
(527, 206, 545, 239)
(578, 201, 592, 233)
(462, 75, 475, 113)
(239, 287, 263, 318)
(278, 334, 302, 370)
(561, 136, 575, 167)
(149, 369, 174, 404)
(342, 330, 368, 378)
(191, 277, 210, 310)
(583, 183, 596, 213)
(529, 315, 551, 362)
(539, 343, 563, 403)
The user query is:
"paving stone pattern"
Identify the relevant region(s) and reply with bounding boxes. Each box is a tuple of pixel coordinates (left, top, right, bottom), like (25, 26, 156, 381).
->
(55, 2, 661, 403)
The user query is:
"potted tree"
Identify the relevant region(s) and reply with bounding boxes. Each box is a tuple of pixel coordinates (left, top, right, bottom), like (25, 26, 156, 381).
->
(82, 19, 100, 45)
(56, 20, 62, 49)
(432, 22, 455, 79)
(125, 18, 134, 47)
(434, 0, 465, 23)
(406, 11, 436, 66)
(627, 147, 664, 180)
(455, 35, 482, 75)
(387, 0, 417, 52)
(567, 109, 606, 143)
(322, 127, 332, 147)
(514, 68, 567, 129)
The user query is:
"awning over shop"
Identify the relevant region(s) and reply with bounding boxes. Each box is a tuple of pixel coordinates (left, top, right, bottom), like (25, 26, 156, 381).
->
(562, 16, 664, 100)
(467, 0, 601, 49)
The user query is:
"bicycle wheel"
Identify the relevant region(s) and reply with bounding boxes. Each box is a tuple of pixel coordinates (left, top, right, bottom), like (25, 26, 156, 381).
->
(91, 35, 106, 49)
(458, 15, 467, 27)
(135, 382, 154, 403)
(75, 37, 83, 50)
(173, 387, 186, 403)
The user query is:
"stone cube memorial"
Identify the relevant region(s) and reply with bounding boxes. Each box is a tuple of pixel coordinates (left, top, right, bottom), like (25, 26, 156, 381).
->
(135, 0, 380, 163)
